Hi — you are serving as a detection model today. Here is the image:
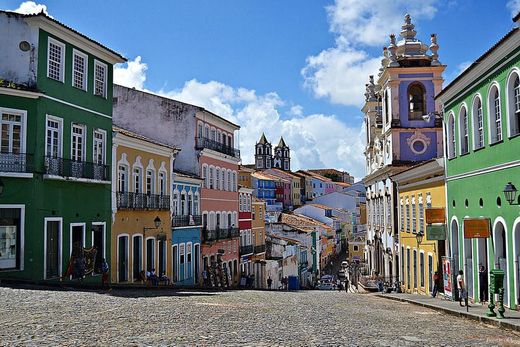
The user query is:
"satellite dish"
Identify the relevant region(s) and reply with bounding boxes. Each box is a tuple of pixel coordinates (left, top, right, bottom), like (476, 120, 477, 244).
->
(19, 41, 31, 52)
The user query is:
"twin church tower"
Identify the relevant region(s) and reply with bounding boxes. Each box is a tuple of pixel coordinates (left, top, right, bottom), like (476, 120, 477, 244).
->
(254, 133, 291, 171)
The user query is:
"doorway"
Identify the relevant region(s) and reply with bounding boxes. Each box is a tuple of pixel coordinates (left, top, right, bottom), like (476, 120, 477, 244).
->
(45, 219, 61, 279)
(514, 223, 520, 307)
(133, 235, 143, 282)
(118, 235, 128, 282)
(464, 237, 474, 299)
(146, 238, 155, 272)
(92, 224, 104, 274)
(494, 221, 509, 306)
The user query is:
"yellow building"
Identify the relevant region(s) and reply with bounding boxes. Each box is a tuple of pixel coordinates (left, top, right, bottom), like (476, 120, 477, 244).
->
(393, 158, 446, 295)
(111, 126, 178, 284)
(239, 166, 254, 188)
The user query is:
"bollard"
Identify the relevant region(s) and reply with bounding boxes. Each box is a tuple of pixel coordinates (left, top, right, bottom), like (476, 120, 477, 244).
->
(497, 287, 505, 319)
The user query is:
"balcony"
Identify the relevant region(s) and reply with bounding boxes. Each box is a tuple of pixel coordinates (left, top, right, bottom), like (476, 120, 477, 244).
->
(195, 137, 240, 159)
(172, 215, 202, 227)
(0, 153, 34, 173)
(44, 156, 109, 181)
(240, 245, 254, 256)
(254, 244, 266, 254)
(203, 227, 240, 242)
(116, 192, 170, 210)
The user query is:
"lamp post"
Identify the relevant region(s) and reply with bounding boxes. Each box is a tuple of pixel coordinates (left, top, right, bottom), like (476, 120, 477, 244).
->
(416, 231, 424, 246)
(143, 216, 162, 238)
(503, 182, 519, 205)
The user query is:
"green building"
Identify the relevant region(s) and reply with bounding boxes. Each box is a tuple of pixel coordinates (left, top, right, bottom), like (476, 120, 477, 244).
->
(436, 14, 520, 308)
(0, 10, 125, 282)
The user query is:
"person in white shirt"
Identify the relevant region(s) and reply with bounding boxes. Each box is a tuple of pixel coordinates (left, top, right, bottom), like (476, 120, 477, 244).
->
(457, 270, 466, 307)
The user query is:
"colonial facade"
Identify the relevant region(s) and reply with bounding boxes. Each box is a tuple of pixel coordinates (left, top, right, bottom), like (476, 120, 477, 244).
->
(436, 13, 520, 308)
(0, 11, 125, 281)
(111, 127, 176, 283)
(239, 187, 254, 276)
(171, 170, 203, 286)
(392, 158, 446, 295)
(251, 198, 267, 288)
(364, 14, 445, 280)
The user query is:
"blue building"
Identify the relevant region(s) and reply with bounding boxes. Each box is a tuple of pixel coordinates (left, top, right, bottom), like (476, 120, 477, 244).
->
(251, 172, 279, 210)
(171, 170, 203, 286)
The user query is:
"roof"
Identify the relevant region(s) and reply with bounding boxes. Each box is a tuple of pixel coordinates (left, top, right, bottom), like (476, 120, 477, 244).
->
(258, 133, 268, 144)
(172, 169, 202, 181)
(277, 137, 287, 148)
(436, 26, 519, 100)
(252, 171, 278, 181)
(281, 213, 331, 231)
(113, 125, 178, 150)
(0, 10, 126, 63)
(513, 12, 520, 24)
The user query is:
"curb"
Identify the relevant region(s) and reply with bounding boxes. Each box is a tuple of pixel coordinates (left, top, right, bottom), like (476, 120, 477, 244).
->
(376, 294, 520, 333)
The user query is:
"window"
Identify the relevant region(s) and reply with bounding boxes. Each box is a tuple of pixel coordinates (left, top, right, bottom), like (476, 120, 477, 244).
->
(459, 107, 468, 155)
(93, 130, 105, 164)
(1, 111, 24, 155)
(489, 85, 502, 143)
(0, 208, 22, 270)
(202, 165, 208, 188)
(159, 172, 166, 195)
(418, 194, 424, 234)
(406, 198, 410, 232)
(420, 252, 425, 288)
(473, 97, 484, 149)
(181, 193, 186, 215)
(216, 168, 221, 190)
(408, 83, 426, 120)
(205, 126, 210, 139)
(173, 191, 179, 215)
(211, 129, 216, 141)
(72, 50, 87, 90)
(71, 124, 85, 161)
(188, 193, 193, 215)
(146, 170, 154, 194)
(400, 198, 404, 231)
(46, 116, 62, 158)
(47, 38, 65, 82)
(133, 167, 142, 193)
(233, 172, 237, 191)
(508, 73, 520, 137)
(353, 245, 359, 252)
(209, 167, 214, 189)
(227, 170, 231, 191)
(118, 165, 128, 192)
(198, 123, 203, 138)
(194, 194, 199, 215)
(94, 60, 107, 98)
(447, 114, 456, 158)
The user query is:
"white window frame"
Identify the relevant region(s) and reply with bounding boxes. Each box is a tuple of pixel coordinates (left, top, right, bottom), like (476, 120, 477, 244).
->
(43, 216, 62, 279)
(117, 233, 130, 282)
(447, 113, 456, 159)
(91, 221, 106, 270)
(72, 49, 88, 91)
(487, 83, 502, 144)
(45, 115, 63, 158)
(159, 171, 167, 196)
(71, 123, 86, 162)
(94, 60, 108, 98)
(472, 95, 484, 150)
(69, 222, 86, 256)
(459, 105, 469, 155)
(93, 129, 106, 165)
(145, 236, 156, 272)
(47, 37, 65, 82)
(1, 107, 27, 155)
(506, 70, 520, 137)
(146, 168, 155, 195)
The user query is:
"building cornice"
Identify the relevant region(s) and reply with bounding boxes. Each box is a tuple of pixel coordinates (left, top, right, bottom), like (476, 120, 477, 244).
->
(114, 132, 176, 159)
(0, 87, 42, 99)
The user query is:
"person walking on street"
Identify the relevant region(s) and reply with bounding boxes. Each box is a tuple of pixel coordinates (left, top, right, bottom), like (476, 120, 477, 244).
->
(267, 276, 272, 290)
(101, 258, 110, 289)
(432, 271, 440, 298)
(457, 270, 467, 307)
(479, 265, 488, 303)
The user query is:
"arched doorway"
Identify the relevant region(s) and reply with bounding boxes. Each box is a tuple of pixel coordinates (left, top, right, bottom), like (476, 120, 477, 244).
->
(494, 221, 509, 306)
(450, 219, 460, 270)
(513, 222, 520, 307)
(477, 237, 489, 302)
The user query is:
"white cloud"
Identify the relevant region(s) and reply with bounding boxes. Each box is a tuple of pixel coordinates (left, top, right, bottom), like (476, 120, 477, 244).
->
(114, 58, 366, 179)
(507, 0, 520, 17)
(113, 56, 148, 90)
(14, 1, 50, 16)
(302, 0, 440, 108)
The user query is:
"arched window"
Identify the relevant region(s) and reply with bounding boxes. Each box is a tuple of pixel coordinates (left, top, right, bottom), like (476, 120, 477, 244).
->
(201, 164, 208, 189)
(384, 90, 390, 125)
(507, 72, 520, 136)
(472, 96, 484, 149)
(408, 83, 426, 120)
(216, 167, 221, 190)
(209, 166, 214, 189)
(488, 85, 502, 143)
(447, 114, 456, 159)
(459, 106, 469, 155)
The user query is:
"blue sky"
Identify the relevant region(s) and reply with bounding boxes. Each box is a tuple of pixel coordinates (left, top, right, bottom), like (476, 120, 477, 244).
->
(2, 0, 519, 179)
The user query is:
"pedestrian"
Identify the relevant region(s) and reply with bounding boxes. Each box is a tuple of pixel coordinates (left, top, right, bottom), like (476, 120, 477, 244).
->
(101, 258, 109, 289)
(479, 265, 488, 303)
(432, 271, 440, 298)
(202, 267, 208, 287)
(267, 276, 272, 290)
(457, 270, 467, 307)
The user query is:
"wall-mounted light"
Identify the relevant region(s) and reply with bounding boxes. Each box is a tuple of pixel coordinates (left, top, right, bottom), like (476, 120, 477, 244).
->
(503, 182, 519, 205)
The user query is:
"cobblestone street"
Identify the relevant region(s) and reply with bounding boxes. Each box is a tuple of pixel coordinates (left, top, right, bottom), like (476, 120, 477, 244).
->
(1, 287, 520, 346)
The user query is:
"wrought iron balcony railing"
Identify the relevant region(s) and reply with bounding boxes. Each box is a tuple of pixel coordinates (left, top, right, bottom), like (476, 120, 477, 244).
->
(240, 245, 254, 256)
(0, 152, 34, 173)
(116, 192, 170, 210)
(203, 227, 240, 243)
(44, 156, 109, 181)
(254, 244, 266, 254)
(172, 215, 202, 227)
(195, 137, 240, 158)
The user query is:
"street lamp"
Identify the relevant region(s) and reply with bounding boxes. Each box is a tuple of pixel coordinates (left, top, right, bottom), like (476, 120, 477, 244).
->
(416, 231, 424, 246)
(143, 216, 162, 237)
(503, 182, 519, 205)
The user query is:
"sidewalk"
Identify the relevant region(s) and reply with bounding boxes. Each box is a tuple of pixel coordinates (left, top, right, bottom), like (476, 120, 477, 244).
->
(377, 293, 520, 332)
